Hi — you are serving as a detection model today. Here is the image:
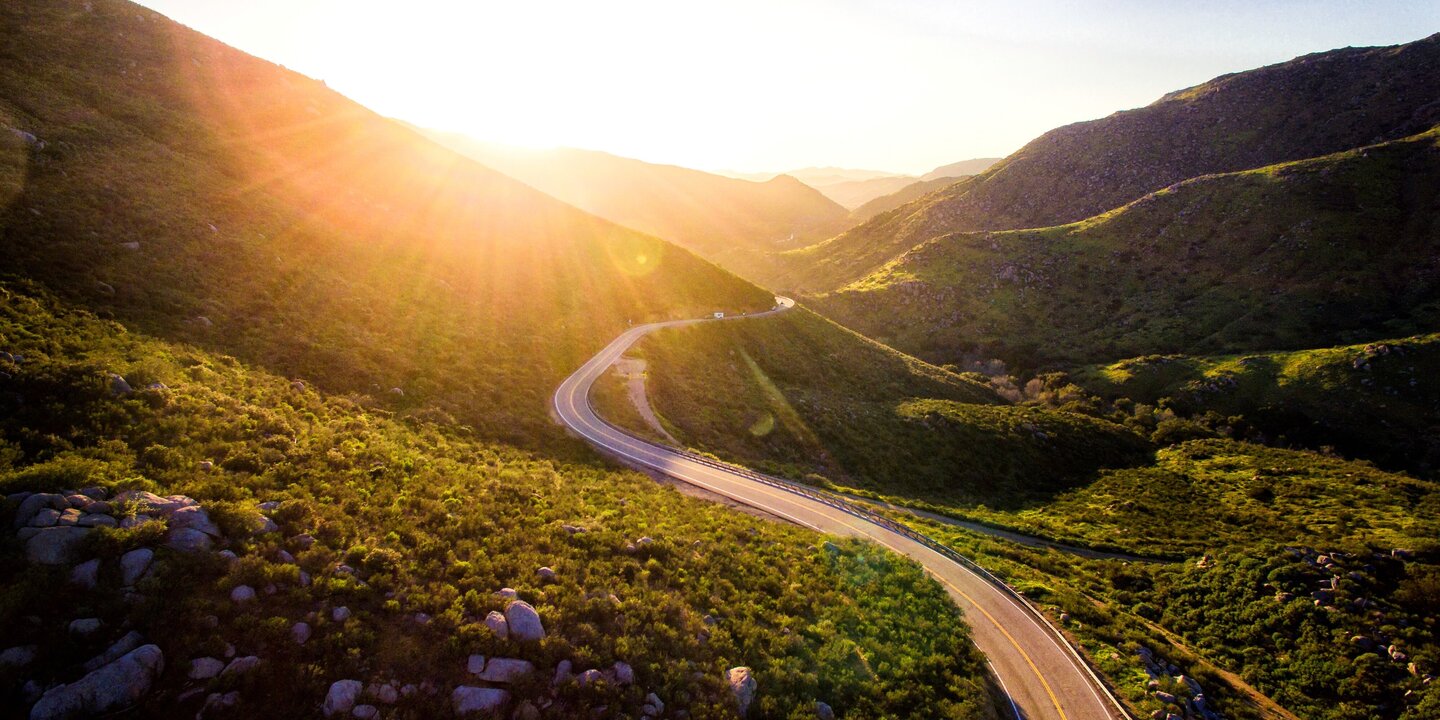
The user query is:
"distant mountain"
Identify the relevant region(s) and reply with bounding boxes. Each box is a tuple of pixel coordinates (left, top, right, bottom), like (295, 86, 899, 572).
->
(782, 33, 1440, 292)
(0, 0, 772, 444)
(920, 158, 1001, 182)
(810, 175, 919, 209)
(811, 127, 1440, 370)
(425, 138, 851, 282)
(846, 176, 960, 224)
(784, 166, 910, 186)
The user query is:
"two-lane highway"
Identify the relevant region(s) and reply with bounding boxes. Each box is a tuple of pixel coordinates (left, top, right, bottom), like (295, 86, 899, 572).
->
(553, 297, 1127, 720)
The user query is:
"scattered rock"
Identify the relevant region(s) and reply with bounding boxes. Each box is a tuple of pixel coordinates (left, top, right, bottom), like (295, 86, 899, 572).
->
(70, 559, 101, 589)
(504, 601, 545, 642)
(644, 693, 665, 716)
(68, 618, 103, 637)
(553, 660, 574, 686)
(15, 493, 67, 527)
(169, 506, 222, 536)
(198, 460, 214, 471)
(366, 682, 398, 705)
(30, 508, 61, 527)
(727, 666, 757, 716)
(28, 644, 163, 720)
(121, 548, 154, 586)
(478, 658, 535, 684)
(496, 588, 518, 600)
(26, 526, 91, 565)
(324, 680, 363, 718)
(611, 661, 634, 686)
(815, 701, 835, 720)
(352, 705, 379, 720)
(189, 657, 225, 680)
(332, 606, 352, 622)
(198, 691, 240, 718)
(468, 654, 487, 675)
(577, 669, 604, 686)
(230, 585, 256, 604)
(110, 375, 134, 396)
(485, 611, 509, 639)
(78, 513, 117, 528)
(292, 622, 312, 645)
(84, 631, 144, 672)
(165, 527, 214, 553)
(222, 656, 261, 677)
(0, 645, 37, 669)
(536, 566, 556, 583)
(452, 686, 511, 716)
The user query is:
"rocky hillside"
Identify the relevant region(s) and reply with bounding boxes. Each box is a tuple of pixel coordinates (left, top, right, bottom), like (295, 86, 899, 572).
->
(0, 283, 996, 720)
(424, 137, 851, 284)
(781, 33, 1440, 291)
(846, 176, 960, 224)
(0, 0, 775, 445)
(811, 125, 1440, 372)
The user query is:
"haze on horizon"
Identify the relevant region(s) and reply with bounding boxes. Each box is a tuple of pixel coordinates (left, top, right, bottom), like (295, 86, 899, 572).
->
(138, 0, 1438, 176)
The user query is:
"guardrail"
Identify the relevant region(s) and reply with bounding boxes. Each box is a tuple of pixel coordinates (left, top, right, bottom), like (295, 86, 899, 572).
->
(579, 391, 1136, 720)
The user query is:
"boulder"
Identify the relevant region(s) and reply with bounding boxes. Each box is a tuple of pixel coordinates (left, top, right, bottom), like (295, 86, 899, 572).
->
(70, 559, 101, 589)
(478, 658, 535, 684)
(114, 491, 197, 516)
(165, 527, 214, 553)
(56, 508, 83, 526)
(292, 622, 312, 645)
(30, 508, 61, 527)
(198, 691, 240, 718)
(496, 587, 518, 600)
(365, 683, 398, 705)
(552, 660, 573, 686)
(78, 514, 117, 528)
(230, 585, 256, 604)
(26, 527, 91, 565)
(324, 680, 363, 717)
(611, 661, 634, 685)
(504, 601, 545, 642)
(189, 657, 225, 680)
(68, 618, 103, 637)
(79, 487, 106, 500)
(332, 606, 352, 622)
(169, 506, 222, 537)
(0, 645, 36, 669)
(467, 654, 487, 674)
(644, 693, 665, 716)
(452, 686, 511, 716)
(120, 548, 154, 586)
(484, 611, 509, 639)
(15, 493, 67, 527)
(727, 666, 757, 716)
(28, 644, 163, 720)
(84, 632, 144, 672)
(110, 375, 133, 396)
(577, 669, 604, 686)
(221, 656, 261, 677)
(536, 566, 556, 583)
(352, 705, 378, 720)
(815, 701, 835, 720)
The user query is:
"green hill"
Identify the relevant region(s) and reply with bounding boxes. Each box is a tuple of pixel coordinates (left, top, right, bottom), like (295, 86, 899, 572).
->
(811, 126, 1440, 371)
(0, 281, 994, 719)
(1072, 333, 1440, 479)
(0, 0, 776, 446)
(595, 308, 1152, 508)
(422, 137, 851, 284)
(779, 33, 1440, 292)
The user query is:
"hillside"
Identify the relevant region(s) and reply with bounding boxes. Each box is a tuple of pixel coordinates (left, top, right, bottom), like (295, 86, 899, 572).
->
(811, 126, 1440, 371)
(846, 176, 960, 224)
(0, 0, 775, 445)
(1072, 333, 1440, 480)
(423, 137, 851, 283)
(920, 158, 1001, 182)
(807, 175, 917, 210)
(781, 33, 1440, 291)
(592, 308, 1153, 508)
(0, 282, 996, 719)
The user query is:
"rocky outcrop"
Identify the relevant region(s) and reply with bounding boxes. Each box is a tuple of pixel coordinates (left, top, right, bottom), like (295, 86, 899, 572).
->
(28, 644, 163, 720)
(26, 527, 91, 565)
(452, 686, 511, 716)
(727, 666, 757, 716)
(484, 611, 509, 639)
(323, 680, 363, 717)
(504, 601, 545, 642)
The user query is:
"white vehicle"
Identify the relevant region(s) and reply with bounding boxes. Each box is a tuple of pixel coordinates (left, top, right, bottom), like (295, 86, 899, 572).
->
(713, 311, 725, 319)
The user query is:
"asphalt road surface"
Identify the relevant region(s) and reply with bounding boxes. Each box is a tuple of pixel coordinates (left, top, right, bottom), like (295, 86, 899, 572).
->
(553, 297, 1126, 720)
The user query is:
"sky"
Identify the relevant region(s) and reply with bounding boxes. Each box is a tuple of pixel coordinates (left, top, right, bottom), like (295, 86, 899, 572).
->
(138, 0, 1439, 176)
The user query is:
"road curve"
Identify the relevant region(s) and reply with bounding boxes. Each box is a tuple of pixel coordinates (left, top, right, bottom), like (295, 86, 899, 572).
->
(553, 298, 1127, 720)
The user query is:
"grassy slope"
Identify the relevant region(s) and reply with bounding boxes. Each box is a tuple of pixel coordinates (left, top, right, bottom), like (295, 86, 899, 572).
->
(778, 33, 1440, 292)
(0, 0, 772, 447)
(845, 176, 960, 225)
(1073, 334, 1440, 479)
(0, 282, 996, 719)
(424, 136, 852, 284)
(812, 127, 1440, 370)
(598, 308, 1151, 508)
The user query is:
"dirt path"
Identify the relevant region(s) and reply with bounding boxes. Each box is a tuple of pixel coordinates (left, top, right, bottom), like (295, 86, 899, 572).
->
(611, 357, 679, 445)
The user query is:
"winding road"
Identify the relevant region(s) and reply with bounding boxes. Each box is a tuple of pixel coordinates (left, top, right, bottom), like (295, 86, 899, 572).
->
(553, 297, 1128, 720)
